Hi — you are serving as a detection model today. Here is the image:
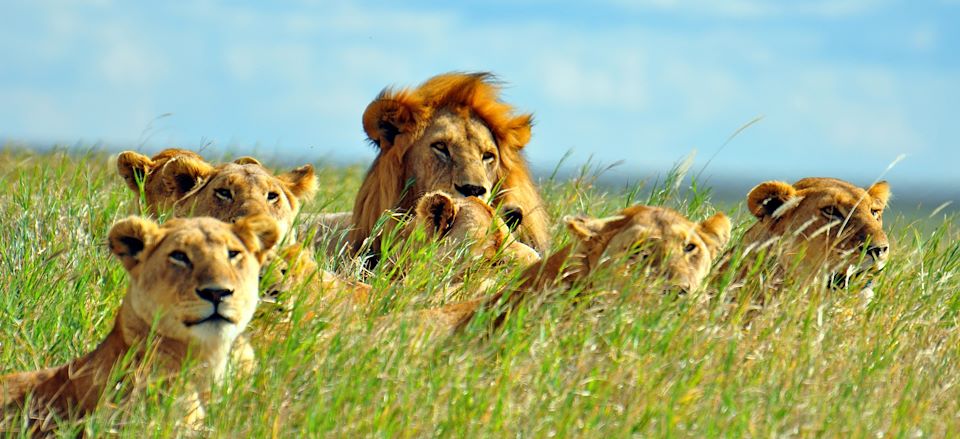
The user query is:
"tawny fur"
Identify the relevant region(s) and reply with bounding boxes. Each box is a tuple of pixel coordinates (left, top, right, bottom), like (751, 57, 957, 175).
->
(1, 215, 278, 431)
(728, 177, 891, 292)
(391, 191, 541, 299)
(417, 205, 732, 333)
(116, 148, 212, 216)
(350, 72, 549, 255)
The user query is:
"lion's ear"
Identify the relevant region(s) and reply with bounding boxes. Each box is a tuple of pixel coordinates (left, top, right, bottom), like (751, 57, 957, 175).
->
(158, 156, 215, 198)
(415, 191, 458, 236)
(362, 91, 423, 151)
(108, 216, 161, 271)
(747, 181, 798, 219)
(279, 164, 318, 201)
(563, 214, 626, 242)
(233, 214, 280, 263)
(117, 151, 154, 192)
(503, 114, 533, 149)
(867, 181, 891, 208)
(697, 213, 732, 256)
(233, 156, 262, 166)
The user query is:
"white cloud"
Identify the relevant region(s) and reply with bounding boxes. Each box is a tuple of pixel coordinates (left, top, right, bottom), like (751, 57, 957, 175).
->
(909, 24, 938, 52)
(98, 38, 168, 87)
(538, 52, 648, 110)
(1, 0, 953, 183)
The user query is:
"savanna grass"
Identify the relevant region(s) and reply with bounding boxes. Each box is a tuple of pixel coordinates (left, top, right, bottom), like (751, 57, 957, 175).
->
(1, 147, 958, 437)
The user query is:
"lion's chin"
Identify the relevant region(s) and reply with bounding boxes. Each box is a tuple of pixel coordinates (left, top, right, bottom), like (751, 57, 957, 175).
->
(185, 314, 241, 345)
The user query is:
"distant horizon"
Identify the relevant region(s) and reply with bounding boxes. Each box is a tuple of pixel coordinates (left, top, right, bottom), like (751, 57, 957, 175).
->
(4, 138, 955, 215)
(2, 1, 958, 193)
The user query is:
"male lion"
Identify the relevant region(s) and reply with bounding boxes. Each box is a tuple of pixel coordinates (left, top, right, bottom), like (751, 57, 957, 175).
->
(1, 215, 278, 432)
(348, 72, 549, 255)
(412, 205, 732, 333)
(727, 177, 891, 295)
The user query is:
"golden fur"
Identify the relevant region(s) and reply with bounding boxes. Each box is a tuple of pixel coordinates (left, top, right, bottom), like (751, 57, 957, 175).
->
(117, 148, 212, 215)
(1, 215, 278, 431)
(418, 205, 732, 333)
(116, 150, 339, 304)
(116, 151, 370, 360)
(733, 177, 891, 291)
(117, 150, 317, 241)
(291, 192, 539, 312)
(402, 191, 541, 280)
(351, 72, 549, 254)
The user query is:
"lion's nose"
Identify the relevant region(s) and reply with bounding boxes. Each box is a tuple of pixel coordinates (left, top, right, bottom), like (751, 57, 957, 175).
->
(865, 244, 889, 260)
(455, 184, 487, 198)
(196, 285, 234, 304)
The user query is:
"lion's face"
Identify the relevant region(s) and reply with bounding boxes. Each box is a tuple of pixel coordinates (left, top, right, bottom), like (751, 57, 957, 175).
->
(107, 215, 278, 349)
(404, 110, 501, 203)
(564, 206, 731, 293)
(408, 191, 541, 269)
(743, 177, 890, 284)
(173, 162, 316, 241)
(118, 151, 316, 242)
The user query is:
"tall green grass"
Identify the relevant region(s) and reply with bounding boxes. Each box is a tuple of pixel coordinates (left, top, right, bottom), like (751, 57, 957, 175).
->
(1, 147, 958, 437)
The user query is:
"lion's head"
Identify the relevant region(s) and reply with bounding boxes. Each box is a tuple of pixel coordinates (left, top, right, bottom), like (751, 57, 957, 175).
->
(406, 191, 541, 269)
(116, 149, 210, 216)
(739, 177, 890, 286)
(117, 150, 317, 242)
(352, 72, 549, 253)
(107, 215, 278, 357)
(563, 206, 732, 293)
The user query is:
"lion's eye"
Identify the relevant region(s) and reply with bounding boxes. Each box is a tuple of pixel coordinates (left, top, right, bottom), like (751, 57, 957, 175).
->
(267, 192, 279, 202)
(683, 243, 697, 253)
(482, 151, 495, 162)
(214, 188, 233, 201)
(228, 249, 241, 259)
(169, 251, 191, 267)
(870, 209, 881, 219)
(431, 141, 451, 158)
(820, 206, 843, 220)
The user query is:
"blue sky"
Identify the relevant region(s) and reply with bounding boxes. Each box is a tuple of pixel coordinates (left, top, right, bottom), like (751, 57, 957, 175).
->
(1, 0, 958, 188)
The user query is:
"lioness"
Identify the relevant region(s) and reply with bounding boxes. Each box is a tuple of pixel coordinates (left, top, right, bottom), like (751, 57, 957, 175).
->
(117, 150, 316, 241)
(398, 191, 541, 284)
(283, 192, 540, 313)
(116, 148, 209, 216)
(117, 150, 363, 296)
(0, 215, 278, 431)
(346, 72, 550, 255)
(415, 205, 732, 333)
(727, 177, 890, 294)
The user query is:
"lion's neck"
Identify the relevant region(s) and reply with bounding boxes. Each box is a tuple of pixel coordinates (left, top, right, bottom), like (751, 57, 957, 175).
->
(116, 300, 231, 385)
(24, 300, 226, 417)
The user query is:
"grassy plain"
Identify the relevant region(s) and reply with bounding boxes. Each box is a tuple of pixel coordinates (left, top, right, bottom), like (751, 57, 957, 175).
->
(1, 147, 958, 437)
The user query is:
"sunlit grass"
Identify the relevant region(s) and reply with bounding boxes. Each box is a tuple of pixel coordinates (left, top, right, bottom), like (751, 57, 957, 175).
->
(1, 147, 958, 437)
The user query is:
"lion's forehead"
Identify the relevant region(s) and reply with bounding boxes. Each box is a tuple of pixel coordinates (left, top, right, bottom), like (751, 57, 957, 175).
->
(452, 202, 507, 239)
(212, 169, 279, 193)
(629, 209, 696, 235)
(599, 210, 705, 257)
(802, 188, 878, 211)
(158, 220, 241, 251)
(425, 111, 496, 150)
